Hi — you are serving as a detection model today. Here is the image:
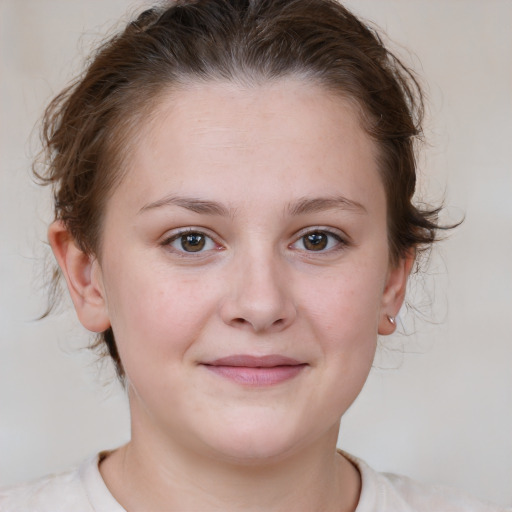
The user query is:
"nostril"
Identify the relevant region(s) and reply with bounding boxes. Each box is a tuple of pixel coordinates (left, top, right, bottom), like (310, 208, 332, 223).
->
(229, 316, 286, 331)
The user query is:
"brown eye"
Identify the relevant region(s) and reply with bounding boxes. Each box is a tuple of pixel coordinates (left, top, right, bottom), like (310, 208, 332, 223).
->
(303, 232, 328, 251)
(166, 231, 217, 253)
(291, 230, 344, 252)
(180, 233, 206, 252)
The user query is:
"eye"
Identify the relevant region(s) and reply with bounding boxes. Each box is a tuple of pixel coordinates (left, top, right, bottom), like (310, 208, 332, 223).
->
(291, 230, 344, 252)
(165, 230, 218, 253)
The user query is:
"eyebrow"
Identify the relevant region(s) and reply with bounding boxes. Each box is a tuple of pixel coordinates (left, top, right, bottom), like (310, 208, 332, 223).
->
(139, 194, 367, 216)
(287, 196, 367, 216)
(139, 195, 231, 216)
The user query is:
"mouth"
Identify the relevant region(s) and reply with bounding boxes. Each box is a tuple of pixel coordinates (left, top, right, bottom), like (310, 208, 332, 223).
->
(201, 355, 308, 386)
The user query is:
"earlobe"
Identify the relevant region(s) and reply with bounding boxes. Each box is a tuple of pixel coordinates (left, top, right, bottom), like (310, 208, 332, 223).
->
(378, 251, 415, 336)
(48, 220, 111, 333)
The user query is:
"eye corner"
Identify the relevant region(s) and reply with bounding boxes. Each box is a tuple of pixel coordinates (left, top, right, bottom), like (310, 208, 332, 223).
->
(290, 227, 349, 254)
(160, 227, 223, 256)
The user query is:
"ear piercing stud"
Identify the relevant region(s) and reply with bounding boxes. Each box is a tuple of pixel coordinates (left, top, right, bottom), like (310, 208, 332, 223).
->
(387, 314, 396, 325)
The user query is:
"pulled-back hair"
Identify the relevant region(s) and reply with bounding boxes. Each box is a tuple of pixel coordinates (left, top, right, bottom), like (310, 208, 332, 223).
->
(37, 0, 445, 378)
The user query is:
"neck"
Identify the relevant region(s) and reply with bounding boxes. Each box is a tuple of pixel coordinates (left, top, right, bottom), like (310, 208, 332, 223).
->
(100, 402, 360, 512)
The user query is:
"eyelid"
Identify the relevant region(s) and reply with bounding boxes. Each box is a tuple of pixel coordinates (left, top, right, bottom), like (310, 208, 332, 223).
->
(290, 226, 350, 252)
(294, 225, 349, 241)
(161, 227, 224, 255)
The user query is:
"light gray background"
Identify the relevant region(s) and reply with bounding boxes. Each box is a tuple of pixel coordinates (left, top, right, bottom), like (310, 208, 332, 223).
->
(1, 0, 511, 507)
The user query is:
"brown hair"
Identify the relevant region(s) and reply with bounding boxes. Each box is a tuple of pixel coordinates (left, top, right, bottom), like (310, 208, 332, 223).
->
(36, 0, 447, 378)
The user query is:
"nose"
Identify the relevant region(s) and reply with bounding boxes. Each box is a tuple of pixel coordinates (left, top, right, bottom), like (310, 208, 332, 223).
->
(219, 250, 297, 334)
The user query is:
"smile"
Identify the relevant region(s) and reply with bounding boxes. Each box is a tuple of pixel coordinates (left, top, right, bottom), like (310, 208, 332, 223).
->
(202, 355, 308, 386)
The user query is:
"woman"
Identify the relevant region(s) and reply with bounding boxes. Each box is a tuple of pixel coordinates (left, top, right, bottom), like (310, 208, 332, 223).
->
(0, 0, 508, 510)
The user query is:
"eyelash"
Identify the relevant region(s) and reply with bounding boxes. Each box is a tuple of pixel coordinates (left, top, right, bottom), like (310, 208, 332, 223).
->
(290, 228, 347, 254)
(161, 228, 221, 257)
(161, 227, 348, 256)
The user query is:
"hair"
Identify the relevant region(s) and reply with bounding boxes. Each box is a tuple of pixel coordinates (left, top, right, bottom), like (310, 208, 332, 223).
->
(35, 0, 449, 379)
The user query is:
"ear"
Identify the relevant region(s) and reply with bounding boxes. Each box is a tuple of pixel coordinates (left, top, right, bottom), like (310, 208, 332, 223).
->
(378, 251, 415, 335)
(48, 220, 110, 333)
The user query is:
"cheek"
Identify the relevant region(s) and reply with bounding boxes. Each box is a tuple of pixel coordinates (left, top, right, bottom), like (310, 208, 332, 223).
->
(103, 263, 221, 368)
(299, 263, 386, 344)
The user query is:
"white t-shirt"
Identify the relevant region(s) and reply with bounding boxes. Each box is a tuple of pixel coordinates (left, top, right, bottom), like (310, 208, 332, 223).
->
(0, 452, 508, 511)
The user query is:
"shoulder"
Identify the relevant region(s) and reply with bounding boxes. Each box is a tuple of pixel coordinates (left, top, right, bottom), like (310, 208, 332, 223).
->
(342, 452, 510, 512)
(0, 454, 123, 512)
(0, 463, 90, 512)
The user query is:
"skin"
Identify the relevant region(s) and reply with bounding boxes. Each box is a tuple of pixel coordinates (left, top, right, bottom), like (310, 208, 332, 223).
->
(49, 79, 413, 511)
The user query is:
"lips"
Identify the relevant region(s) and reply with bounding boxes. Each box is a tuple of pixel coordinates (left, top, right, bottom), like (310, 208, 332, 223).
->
(202, 354, 307, 386)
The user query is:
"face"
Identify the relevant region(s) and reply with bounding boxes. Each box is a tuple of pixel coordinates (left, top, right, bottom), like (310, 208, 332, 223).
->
(70, 80, 409, 462)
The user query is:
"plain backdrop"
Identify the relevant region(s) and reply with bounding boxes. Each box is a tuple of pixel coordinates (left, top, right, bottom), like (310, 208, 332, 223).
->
(1, 0, 511, 507)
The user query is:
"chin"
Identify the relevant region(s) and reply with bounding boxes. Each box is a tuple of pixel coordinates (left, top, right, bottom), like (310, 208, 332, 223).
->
(197, 411, 315, 466)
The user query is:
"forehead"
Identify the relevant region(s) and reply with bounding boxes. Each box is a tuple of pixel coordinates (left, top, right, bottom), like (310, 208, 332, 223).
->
(108, 79, 384, 216)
